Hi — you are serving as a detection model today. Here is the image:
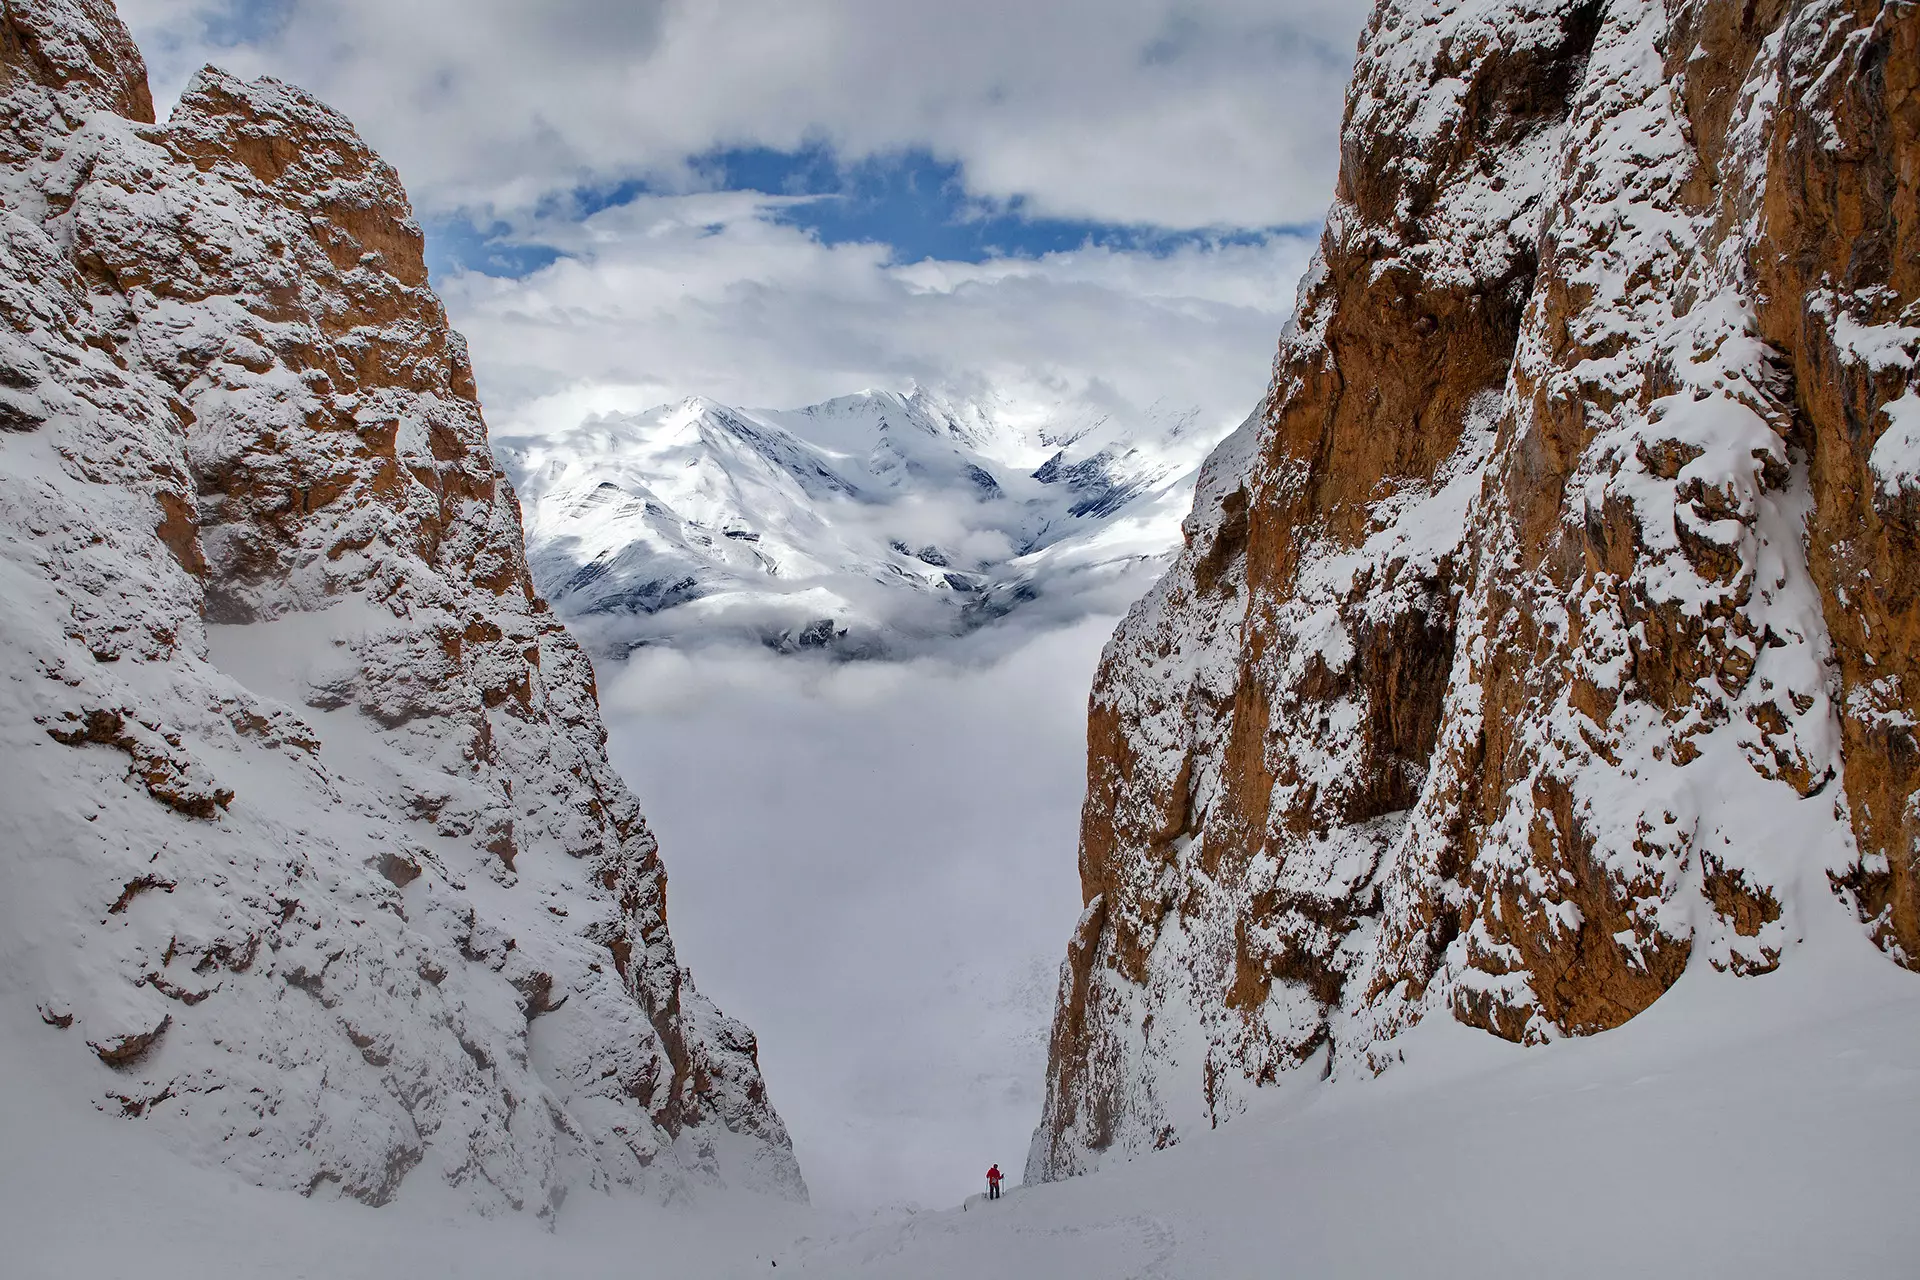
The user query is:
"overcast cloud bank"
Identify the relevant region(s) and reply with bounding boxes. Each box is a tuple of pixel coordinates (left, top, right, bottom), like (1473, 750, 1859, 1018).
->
(600, 621, 1113, 1211)
(117, 2, 1333, 519)
(443, 194, 1313, 441)
(120, 0, 1365, 228)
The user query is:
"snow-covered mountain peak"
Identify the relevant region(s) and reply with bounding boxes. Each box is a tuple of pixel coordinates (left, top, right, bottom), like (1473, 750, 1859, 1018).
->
(502, 387, 1244, 658)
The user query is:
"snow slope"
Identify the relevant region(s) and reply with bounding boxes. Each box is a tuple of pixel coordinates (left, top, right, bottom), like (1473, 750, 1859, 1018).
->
(500, 388, 1237, 657)
(7, 898, 1916, 1277)
(786, 928, 1920, 1279)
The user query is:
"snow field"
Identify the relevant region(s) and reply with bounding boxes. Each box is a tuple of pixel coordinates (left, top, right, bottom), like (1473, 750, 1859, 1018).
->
(7, 887, 1914, 1278)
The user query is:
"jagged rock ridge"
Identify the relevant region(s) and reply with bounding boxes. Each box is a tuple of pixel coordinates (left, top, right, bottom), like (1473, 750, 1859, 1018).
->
(1031, 0, 1919, 1180)
(0, 0, 802, 1213)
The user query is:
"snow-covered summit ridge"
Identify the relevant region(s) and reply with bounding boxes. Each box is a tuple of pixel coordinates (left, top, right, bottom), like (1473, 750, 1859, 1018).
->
(500, 384, 1238, 658)
(0, 0, 801, 1216)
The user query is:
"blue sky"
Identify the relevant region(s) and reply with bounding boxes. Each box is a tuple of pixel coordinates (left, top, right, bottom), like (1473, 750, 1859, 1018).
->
(193, 0, 292, 46)
(123, 0, 1362, 234)
(426, 144, 1322, 283)
(181, 0, 1328, 283)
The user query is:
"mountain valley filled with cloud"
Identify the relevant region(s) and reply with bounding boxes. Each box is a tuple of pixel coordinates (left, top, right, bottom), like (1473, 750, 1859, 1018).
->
(502, 387, 1242, 658)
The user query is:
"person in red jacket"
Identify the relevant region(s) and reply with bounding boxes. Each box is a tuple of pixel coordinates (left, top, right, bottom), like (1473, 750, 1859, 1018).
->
(986, 1164, 1004, 1200)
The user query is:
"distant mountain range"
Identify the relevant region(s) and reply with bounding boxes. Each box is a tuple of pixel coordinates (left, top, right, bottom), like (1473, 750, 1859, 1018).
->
(499, 388, 1243, 658)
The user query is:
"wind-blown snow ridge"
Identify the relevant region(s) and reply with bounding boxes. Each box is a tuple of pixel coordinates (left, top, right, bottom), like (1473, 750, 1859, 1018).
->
(0, 0, 801, 1217)
(501, 386, 1239, 659)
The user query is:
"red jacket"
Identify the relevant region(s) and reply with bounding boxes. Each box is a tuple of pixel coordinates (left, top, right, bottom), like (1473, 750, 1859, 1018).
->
(987, 1167, 1003, 1184)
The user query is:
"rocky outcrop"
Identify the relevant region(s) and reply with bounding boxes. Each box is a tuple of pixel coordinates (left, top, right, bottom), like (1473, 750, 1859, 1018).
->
(0, 0, 801, 1213)
(1031, 0, 1919, 1179)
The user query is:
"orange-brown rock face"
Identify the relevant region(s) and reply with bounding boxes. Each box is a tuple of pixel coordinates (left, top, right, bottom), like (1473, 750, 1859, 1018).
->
(1031, 0, 1919, 1180)
(0, 1, 801, 1211)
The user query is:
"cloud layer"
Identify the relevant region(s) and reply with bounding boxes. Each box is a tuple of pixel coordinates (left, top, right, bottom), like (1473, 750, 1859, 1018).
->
(116, 3, 1343, 465)
(118, 0, 1365, 228)
(601, 621, 1113, 1211)
(441, 191, 1314, 443)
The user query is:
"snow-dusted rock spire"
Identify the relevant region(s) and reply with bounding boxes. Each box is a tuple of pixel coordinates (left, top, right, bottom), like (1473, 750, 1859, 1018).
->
(0, 0, 802, 1213)
(1032, 0, 1920, 1180)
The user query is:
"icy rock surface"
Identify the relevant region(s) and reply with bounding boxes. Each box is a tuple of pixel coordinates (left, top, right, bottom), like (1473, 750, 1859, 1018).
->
(0, 0, 802, 1214)
(1031, 0, 1920, 1180)
(501, 389, 1231, 659)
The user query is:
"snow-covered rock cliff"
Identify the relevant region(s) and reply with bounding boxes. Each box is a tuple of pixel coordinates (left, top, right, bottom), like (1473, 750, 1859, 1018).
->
(1031, 0, 1920, 1180)
(501, 388, 1233, 658)
(0, 0, 802, 1214)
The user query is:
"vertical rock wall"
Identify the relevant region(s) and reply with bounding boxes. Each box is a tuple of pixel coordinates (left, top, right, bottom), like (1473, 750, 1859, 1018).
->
(1033, 0, 1918, 1180)
(0, 0, 802, 1213)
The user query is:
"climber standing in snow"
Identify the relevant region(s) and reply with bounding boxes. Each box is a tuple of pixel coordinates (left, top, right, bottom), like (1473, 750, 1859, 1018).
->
(986, 1164, 1004, 1200)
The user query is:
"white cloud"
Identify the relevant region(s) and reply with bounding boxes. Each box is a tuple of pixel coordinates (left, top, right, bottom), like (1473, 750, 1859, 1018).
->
(442, 190, 1313, 442)
(116, 0, 1365, 228)
(601, 618, 1114, 1210)
(115, 2, 1334, 441)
